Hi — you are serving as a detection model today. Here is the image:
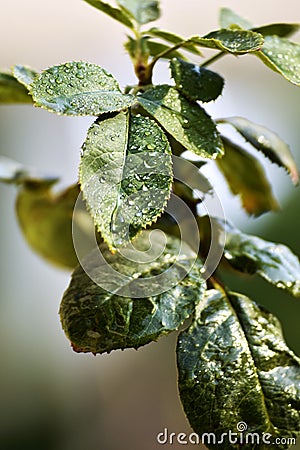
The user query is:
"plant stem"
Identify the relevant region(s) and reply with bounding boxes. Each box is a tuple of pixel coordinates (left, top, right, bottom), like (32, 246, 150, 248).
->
(146, 39, 188, 76)
(201, 51, 225, 67)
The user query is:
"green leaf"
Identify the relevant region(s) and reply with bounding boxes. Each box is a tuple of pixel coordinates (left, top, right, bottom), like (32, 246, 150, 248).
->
(170, 58, 224, 102)
(60, 231, 205, 354)
(146, 40, 185, 60)
(220, 220, 300, 297)
(83, 0, 134, 28)
(254, 23, 300, 38)
(117, 0, 160, 25)
(219, 8, 300, 38)
(177, 289, 300, 449)
(124, 36, 184, 61)
(12, 65, 38, 88)
(218, 116, 299, 185)
(80, 111, 173, 249)
(217, 137, 279, 216)
(17, 183, 97, 269)
(0, 71, 32, 103)
(138, 85, 224, 158)
(190, 29, 264, 54)
(219, 7, 253, 29)
(147, 28, 202, 55)
(257, 36, 300, 86)
(30, 61, 134, 116)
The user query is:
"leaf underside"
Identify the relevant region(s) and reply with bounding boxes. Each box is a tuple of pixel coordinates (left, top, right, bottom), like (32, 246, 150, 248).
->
(170, 58, 224, 103)
(118, 0, 160, 25)
(217, 137, 279, 216)
(0, 72, 32, 103)
(83, 0, 134, 28)
(218, 116, 299, 185)
(220, 219, 300, 297)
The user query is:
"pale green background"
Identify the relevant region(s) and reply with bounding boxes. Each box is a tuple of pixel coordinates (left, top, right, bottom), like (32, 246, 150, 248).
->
(0, 0, 300, 449)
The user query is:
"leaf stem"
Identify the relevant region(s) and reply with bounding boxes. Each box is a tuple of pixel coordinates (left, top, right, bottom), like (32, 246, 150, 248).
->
(201, 51, 225, 67)
(147, 39, 188, 73)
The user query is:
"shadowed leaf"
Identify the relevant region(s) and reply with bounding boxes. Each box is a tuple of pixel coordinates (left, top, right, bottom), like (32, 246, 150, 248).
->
(60, 231, 205, 354)
(218, 116, 299, 185)
(216, 137, 279, 216)
(170, 58, 224, 102)
(177, 289, 300, 450)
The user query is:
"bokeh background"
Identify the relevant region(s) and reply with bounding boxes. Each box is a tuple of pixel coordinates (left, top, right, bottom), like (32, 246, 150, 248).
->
(0, 0, 300, 449)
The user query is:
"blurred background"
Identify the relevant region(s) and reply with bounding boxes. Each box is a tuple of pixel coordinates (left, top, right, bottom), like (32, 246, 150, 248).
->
(0, 0, 300, 449)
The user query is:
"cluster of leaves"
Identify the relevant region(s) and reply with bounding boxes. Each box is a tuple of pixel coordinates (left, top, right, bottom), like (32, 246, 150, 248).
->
(1, 1, 300, 448)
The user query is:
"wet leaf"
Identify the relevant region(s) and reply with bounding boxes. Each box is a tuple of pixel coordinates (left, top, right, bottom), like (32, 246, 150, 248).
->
(190, 28, 264, 54)
(0, 71, 32, 103)
(219, 7, 253, 29)
(60, 231, 205, 354)
(83, 0, 134, 28)
(138, 85, 224, 158)
(218, 116, 299, 185)
(118, 0, 160, 24)
(257, 36, 300, 86)
(177, 289, 300, 449)
(220, 219, 300, 297)
(170, 58, 224, 102)
(147, 28, 202, 55)
(12, 65, 38, 88)
(219, 8, 300, 38)
(17, 183, 96, 269)
(125, 36, 184, 61)
(80, 111, 172, 249)
(217, 137, 279, 216)
(30, 61, 134, 116)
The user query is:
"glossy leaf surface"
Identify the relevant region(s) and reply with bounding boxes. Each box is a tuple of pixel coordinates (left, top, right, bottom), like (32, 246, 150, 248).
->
(254, 23, 300, 38)
(190, 29, 264, 54)
(219, 116, 299, 185)
(17, 183, 96, 269)
(60, 231, 205, 354)
(177, 289, 300, 449)
(258, 36, 300, 86)
(30, 62, 134, 116)
(221, 220, 300, 297)
(170, 58, 224, 102)
(217, 137, 279, 216)
(80, 111, 172, 249)
(138, 85, 223, 158)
